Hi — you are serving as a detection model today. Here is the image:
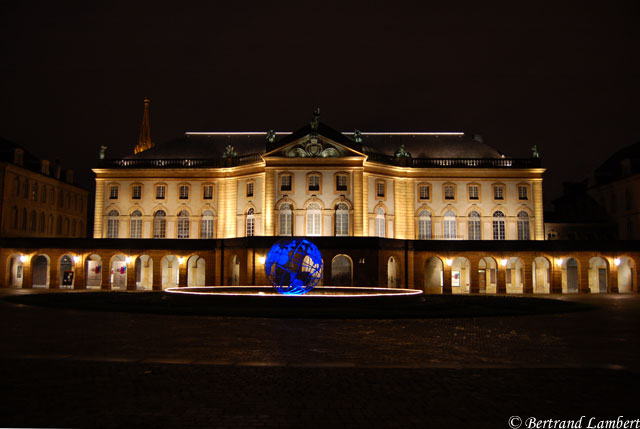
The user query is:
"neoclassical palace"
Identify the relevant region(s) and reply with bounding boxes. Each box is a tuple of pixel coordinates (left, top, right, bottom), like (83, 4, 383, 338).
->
(93, 107, 544, 242)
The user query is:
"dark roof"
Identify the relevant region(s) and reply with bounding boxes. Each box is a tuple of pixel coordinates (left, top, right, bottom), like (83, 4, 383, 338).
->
(0, 137, 41, 168)
(593, 141, 640, 186)
(125, 122, 506, 161)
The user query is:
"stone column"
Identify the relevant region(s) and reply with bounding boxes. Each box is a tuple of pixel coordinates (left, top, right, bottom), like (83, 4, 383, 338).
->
(126, 258, 136, 290)
(93, 179, 105, 238)
(443, 262, 452, 294)
(406, 179, 415, 240)
(533, 179, 544, 240)
(394, 180, 406, 239)
(353, 169, 363, 236)
(362, 173, 369, 236)
(152, 255, 163, 291)
(497, 263, 507, 293)
(264, 170, 275, 236)
(522, 255, 534, 294)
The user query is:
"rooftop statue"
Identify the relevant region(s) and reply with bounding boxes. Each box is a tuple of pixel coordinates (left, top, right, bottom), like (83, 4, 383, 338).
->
(395, 144, 411, 158)
(222, 145, 237, 158)
(310, 108, 320, 131)
(531, 145, 540, 158)
(99, 145, 107, 160)
(354, 130, 362, 143)
(266, 129, 276, 143)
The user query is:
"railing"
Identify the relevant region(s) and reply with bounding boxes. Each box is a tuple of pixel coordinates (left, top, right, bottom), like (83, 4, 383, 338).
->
(366, 153, 541, 168)
(99, 153, 264, 169)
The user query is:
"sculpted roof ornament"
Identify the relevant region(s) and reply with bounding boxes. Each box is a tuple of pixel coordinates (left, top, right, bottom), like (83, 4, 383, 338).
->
(394, 144, 411, 158)
(310, 108, 320, 131)
(285, 136, 341, 158)
(353, 130, 362, 143)
(266, 129, 276, 143)
(222, 145, 237, 158)
(531, 145, 540, 158)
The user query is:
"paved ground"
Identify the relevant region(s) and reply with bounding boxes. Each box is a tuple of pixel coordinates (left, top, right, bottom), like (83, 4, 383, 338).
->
(1, 289, 639, 428)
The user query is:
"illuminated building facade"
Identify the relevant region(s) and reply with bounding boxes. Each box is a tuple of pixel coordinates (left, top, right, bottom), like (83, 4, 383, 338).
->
(92, 106, 545, 242)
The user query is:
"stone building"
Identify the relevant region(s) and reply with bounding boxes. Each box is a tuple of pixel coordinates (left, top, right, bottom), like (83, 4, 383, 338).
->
(0, 138, 89, 239)
(93, 105, 545, 242)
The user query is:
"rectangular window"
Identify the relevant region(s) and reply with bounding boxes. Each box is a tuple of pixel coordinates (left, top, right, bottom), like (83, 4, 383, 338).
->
(203, 185, 213, 200)
(518, 186, 528, 200)
(23, 181, 29, 199)
(494, 186, 504, 200)
(308, 175, 320, 191)
(336, 175, 348, 191)
(109, 186, 118, 199)
(444, 185, 455, 200)
(156, 186, 166, 200)
(246, 182, 254, 197)
(179, 185, 189, 199)
(132, 185, 142, 200)
(468, 185, 479, 200)
(41, 186, 47, 203)
(376, 182, 385, 197)
(281, 175, 292, 192)
(419, 185, 430, 200)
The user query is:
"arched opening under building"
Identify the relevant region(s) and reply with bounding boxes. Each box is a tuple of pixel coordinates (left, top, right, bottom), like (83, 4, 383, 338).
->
(161, 255, 179, 289)
(387, 256, 398, 288)
(588, 257, 608, 293)
(7, 254, 24, 288)
(32, 254, 49, 288)
(424, 257, 443, 293)
(450, 257, 471, 293)
(110, 254, 128, 289)
(506, 257, 524, 293)
(478, 257, 497, 293)
(135, 255, 153, 290)
(85, 254, 102, 289)
(230, 255, 240, 285)
(59, 254, 74, 289)
(562, 258, 579, 293)
(187, 255, 206, 286)
(617, 256, 635, 293)
(331, 254, 352, 286)
(532, 257, 551, 293)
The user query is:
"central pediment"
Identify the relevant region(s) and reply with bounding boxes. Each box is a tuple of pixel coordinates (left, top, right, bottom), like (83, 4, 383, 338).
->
(264, 122, 365, 159)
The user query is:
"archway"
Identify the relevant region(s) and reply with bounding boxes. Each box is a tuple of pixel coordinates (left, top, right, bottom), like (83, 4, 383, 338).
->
(32, 254, 49, 288)
(7, 254, 24, 288)
(187, 255, 206, 286)
(231, 255, 240, 285)
(331, 254, 352, 286)
(617, 257, 635, 293)
(451, 257, 470, 293)
(506, 257, 524, 293)
(59, 254, 74, 289)
(478, 257, 497, 293)
(135, 255, 153, 290)
(388, 256, 398, 288)
(588, 257, 608, 293)
(423, 257, 443, 293)
(532, 257, 550, 293)
(562, 258, 579, 293)
(110, 254, 127, 289)
(161, 255, 179, 289)
(85, 254, 103, 289)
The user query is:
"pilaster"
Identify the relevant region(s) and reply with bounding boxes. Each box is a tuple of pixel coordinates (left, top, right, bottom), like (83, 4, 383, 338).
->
(533, 179, 544, 240)
(264, 170, 275, 236)
(94, 179, 105, 238)
(353, 169, 363, 236)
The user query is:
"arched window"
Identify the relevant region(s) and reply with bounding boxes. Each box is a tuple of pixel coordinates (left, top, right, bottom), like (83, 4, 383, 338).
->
(306, 203, 321, 236)
(517, 211, 530, 240)
(201, 210, 214, 238)
(246, 208, 255, 236)
(468, 211, 481, 240)
(130, 210, 142, 238)
(153, 210, 166, 238)
(331, 255, 352, 286)
(279, 203, 293, 236)
(418, 210, 431, 240)
(177, 210, 190, 238)
(107, 210, 119, 238)
(443, 210, 456, 239)
(492, 211, 506, 240)
(335, 203, 349, 236)
(375, 208, 385, 238)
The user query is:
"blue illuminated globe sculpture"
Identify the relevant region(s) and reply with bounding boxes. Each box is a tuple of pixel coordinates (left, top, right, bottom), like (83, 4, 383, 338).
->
(265, 238, 323, 295)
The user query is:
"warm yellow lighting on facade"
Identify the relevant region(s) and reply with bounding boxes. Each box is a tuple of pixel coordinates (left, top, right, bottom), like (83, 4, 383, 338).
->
(178, 257, 185, 265)
(614, 258, 621, 266)
(258, 256, 266, 264)
(446, 258, 453, 266)
(125, 256, 132, 264)
(557, 258, 564, 266)
(19, 255, 27, 263)
(73, 256, 81, 263)
(500, 259, 508, 267)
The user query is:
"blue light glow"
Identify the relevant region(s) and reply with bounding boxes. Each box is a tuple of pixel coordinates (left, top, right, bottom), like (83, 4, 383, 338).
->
(264, 238, 323, 295)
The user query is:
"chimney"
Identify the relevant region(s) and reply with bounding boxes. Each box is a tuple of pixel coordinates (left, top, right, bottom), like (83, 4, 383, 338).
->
(65, 169, 74, 184)
(41, 160, 50, 175)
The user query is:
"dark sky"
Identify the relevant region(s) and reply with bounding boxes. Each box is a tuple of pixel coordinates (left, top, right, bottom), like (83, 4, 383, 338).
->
(2, 1, 639, 207)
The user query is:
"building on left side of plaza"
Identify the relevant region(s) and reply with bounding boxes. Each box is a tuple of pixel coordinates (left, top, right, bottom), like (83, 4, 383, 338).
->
(0, 138, 89, 238)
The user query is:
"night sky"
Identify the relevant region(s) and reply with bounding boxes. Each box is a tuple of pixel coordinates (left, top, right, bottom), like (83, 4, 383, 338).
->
(2, 1, 639, 207)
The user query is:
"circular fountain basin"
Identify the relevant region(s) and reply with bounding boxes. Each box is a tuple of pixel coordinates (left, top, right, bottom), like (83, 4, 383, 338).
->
(164, 286, 424, 306)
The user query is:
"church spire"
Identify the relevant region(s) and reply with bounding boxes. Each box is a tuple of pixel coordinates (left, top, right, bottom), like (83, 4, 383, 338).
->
(134, 97, 154, 154)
